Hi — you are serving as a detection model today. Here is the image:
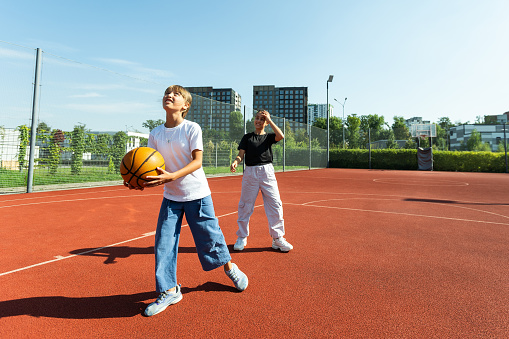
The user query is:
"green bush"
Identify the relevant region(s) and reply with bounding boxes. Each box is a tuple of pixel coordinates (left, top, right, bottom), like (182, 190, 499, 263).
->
(433, 151, 505, 172)
(330, 149, 508, 172)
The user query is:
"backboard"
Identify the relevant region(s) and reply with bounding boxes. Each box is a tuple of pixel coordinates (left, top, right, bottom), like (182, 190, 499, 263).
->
(410, 124, 437, 138)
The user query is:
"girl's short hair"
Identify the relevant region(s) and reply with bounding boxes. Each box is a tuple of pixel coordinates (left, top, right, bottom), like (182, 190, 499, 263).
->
(165, 85, 193, 117)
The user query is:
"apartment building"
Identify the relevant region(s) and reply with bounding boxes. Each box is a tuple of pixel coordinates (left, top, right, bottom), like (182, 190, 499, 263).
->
(185, 86, 242, 131)
(307, 103, 333, 124)
(252, 85, 308, 125)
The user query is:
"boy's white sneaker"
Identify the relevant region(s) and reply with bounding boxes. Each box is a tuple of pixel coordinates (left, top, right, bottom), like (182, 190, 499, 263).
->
(233, 237, 247, 251)
(225, 263, 248, 291)
(272, 237, 293, 252)
(144, 284, 182, 317)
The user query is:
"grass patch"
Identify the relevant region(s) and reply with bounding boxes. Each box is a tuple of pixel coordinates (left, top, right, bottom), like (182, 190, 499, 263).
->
(1, 165, 312, 189)
(0, 167, 120, 188)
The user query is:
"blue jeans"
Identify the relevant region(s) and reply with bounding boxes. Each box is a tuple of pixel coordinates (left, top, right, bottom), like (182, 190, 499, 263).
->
(154, 195, 232, 292)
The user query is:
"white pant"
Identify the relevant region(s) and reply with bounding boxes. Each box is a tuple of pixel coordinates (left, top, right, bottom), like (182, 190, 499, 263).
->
(237, 164, 285, 239)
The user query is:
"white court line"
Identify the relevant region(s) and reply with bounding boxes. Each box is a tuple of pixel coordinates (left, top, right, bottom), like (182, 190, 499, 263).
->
(0, 193, 162, 209)
(302, 197, 509, 220)
(286, 202, 509, 227)
(0, 233, 154, 277)
(0, 205, 261, 277)
(0, 187, 127, 204)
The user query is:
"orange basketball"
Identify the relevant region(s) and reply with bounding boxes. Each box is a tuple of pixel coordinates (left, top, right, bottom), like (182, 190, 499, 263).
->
(120, 147, 165, 188)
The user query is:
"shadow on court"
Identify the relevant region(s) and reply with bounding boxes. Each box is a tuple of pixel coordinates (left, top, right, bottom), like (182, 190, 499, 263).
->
(70, 246, 155, 264)
(404, 198, 509, 205)
(69, 245, 278, 265)
(0, 292, 154, 319)
(0, 282, 233, 319)
(69, 246, 206, 264)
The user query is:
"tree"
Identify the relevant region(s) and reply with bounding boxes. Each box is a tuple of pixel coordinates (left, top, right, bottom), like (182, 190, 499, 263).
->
(329, 116, 342, 147)
(142, 119, 165, 131)
(294, 128, 308, 146)
(245, 117, 255, 134)
(360, 114, 385, 147)
(312, 117, 342, 148)
(111, 131, 129, 172)
(229, 111, 244, 142)
(313, 118, 326, 129)
(48, 129, 64, 174)
(467, 129, 491, 151)
(438, 117, 453, 130)
(392, 116, 410, 140)
(475, 115, 485, 124)
(346, 115, 361, 149)
(95, 133, 113, 160)
(385, 130, 398, 149)
(16, 125, 30, 170)
(70, 124, 86, 175)
(37, 122, 50, 134)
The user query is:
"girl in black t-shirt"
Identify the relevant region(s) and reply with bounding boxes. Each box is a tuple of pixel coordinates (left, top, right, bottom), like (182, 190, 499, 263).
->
(230, 110, 293, 252)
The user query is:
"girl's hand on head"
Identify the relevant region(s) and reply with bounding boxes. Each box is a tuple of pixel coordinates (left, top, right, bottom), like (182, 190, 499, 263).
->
(262, 111, 272, 123)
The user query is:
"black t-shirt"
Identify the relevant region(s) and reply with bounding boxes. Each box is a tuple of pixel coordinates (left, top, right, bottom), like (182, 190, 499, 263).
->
(238, 132, 278, 166)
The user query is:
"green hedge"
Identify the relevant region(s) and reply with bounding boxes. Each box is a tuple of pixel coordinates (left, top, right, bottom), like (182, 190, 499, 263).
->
(330, 149, 508, 172)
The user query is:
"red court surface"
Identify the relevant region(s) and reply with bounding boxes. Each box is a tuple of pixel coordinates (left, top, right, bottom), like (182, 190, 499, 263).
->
(1, 168, 508, 338)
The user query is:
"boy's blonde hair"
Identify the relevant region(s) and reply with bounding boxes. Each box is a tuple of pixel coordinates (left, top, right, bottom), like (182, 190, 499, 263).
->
(165, 85, 193, 117)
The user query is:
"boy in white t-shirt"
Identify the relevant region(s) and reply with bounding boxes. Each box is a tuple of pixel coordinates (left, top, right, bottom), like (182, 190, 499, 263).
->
(125, 85, 248, 317)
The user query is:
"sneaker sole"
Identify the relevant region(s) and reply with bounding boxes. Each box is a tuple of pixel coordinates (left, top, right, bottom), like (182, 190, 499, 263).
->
(272, 244, 292, 252)
(233, 245, 244, 251)
(144, 294, 183, 316)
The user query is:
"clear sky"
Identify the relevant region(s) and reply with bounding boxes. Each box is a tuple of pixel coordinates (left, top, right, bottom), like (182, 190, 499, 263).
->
(1, 0, 508, 132)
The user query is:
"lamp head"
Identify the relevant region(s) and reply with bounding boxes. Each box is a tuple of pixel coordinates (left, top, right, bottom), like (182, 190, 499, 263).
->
(327, 75, 334, 82)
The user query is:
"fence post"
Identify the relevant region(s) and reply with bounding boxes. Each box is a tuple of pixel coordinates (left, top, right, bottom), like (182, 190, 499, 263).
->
(504, 123, 507, 173)
(368, 129, 371, 170)
(283, 118, 286, 172)
(27, 48, 42, 193)
(309, 123, 311, 170)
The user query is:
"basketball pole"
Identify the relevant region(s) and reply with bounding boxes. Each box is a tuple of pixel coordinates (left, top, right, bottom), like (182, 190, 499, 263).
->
(27, 48, 42, 194)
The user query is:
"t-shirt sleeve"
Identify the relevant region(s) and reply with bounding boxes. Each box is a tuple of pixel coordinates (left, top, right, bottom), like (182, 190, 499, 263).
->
(269, 133, 277, 144)
(188, 123, 203, 152)
(238, 134, 248, 151)
(147, 132, 157, 149)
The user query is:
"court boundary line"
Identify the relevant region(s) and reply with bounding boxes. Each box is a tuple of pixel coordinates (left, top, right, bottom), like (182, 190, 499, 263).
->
(1, 190, 500, 210)
(0, 206, 257, 277)
(286, 202, 509, 226)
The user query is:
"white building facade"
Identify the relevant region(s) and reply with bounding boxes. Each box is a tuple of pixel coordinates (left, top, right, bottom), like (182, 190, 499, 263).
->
(308, 104, 333, 124)
(449, 124, 507, 151)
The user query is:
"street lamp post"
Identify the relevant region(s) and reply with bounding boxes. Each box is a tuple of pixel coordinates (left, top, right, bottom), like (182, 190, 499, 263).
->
(326, 75, 333, 167)
(334, 97, 347, 149)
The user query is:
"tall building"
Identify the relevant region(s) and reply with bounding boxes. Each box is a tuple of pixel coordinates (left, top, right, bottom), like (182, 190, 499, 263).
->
(308, 104, 333, 124)
(252, 85, 308, 124)
(185, 86, 242, 131)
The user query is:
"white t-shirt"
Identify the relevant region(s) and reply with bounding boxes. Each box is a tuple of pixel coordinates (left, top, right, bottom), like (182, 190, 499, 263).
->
(148, 120, 211, 202)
